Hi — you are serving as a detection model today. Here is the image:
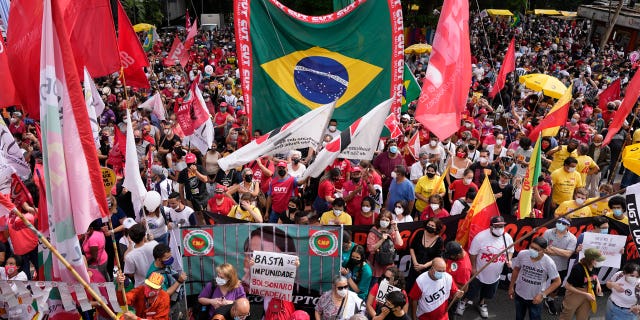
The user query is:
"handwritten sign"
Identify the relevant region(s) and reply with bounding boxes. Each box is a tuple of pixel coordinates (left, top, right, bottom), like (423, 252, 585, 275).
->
(376, 279, 400, 303)
(579, 233, 626, 268)
(250, 251, 298, 301)
(101, 167, 116, 195)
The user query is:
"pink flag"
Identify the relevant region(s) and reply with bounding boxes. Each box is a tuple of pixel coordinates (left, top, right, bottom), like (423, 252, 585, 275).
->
(488, 38, 515, 99)
(408, 131, 421, 160)
(164, 37, 185, 66)
(604, 72, 640, 145)
(178, 21, 198, 67)
(384, 114, 403, 139)
(40, 0, 108, 283)
(138, 92, 166, 121)
(414, 0, 471, 140)
(0, 37, 19, 108)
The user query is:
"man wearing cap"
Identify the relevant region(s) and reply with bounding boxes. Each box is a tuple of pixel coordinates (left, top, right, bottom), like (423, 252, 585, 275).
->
(541, 217, 577, 315)
(546, 139, 578, 172)
(560, 248, 605, 320)
(444, 241, 472, 290)
(266, 161, 301, 223)
(343, 167, 375, 217)
(460, 216, 514, 318)
(178, 153, 210, 211)
(117, 271, 170, 320)
(509, 237, 561, 320)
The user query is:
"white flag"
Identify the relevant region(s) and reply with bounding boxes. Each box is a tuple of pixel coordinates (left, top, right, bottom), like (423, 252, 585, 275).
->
(0, 118, 31, 179)
(182, 84, 214, 154)
(83, 67, 102, 148)
(138, 92, 166, 121)
(217, 102, 336, 172)
(122, 109, 147, 216)
(303, 99, 392, 179)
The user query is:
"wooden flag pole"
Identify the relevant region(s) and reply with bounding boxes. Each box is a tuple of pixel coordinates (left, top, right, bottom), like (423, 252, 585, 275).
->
(13, 209, 118, 320)
(105, 207, 129, 312)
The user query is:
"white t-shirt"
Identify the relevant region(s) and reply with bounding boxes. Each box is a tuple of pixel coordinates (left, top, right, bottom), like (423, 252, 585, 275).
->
(449, 199, 469, 216)
(393, 213, 413, 223)
(608, 271, 640, 308)
(287, 163, 307, 179)
(167, 205, 195, 226)
(413, 271, 455, 316)
(146, 215, 168, 239)
(410, 161, 426, 181)
(512, 250, 559, 300)
(124, 240, 159, 286)
(469, 229, 514, 284)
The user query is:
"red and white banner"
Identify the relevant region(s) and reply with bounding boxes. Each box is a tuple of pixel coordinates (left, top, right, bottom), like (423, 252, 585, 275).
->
(138, 92, 166, 121)
(408, 131, 420, 160)
(122, 109, 147, 216)
(182, 79, 215, 154)
(384, 114, 403, 139)
(116, 0, 150, 88)
(175, 75, 210, 136)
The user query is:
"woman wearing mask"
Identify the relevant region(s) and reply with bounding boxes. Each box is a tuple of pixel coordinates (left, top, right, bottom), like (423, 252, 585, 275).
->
(313, 168, 340, 214)
(0, 256, 28, 281)
(198, 263, 246, 320)
(366, 211, 403, 281)
(315, 275, 364, 320)
(414, 164, 445, 216)
(487, 133, 508, 164)
(446, 146, 472, 186)
(341, 245, 373, 300)
(365, 266, 409, 318)
(83, 219, 110, 281)
(277, 196, 303, 224)
(560, 248, 605, 320)
(448, 169, 478, 205)
(207, 184, 236, 215)
(408, 218, 443, 291)
(391, 200, 413, 223)
(354, 197, 378, 225)
(228, 193, 263, 223)
(605, 262, 640, 320)
(227, 168, 260, 205)
(142, 192, 170, 246)
(420, 194, 449, 220)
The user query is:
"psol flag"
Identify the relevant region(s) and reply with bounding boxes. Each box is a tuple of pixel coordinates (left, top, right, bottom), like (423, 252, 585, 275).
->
(234, 0, 403, 132)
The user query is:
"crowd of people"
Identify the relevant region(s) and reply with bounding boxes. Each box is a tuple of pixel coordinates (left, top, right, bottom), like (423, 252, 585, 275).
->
(2, 7, 640, 320)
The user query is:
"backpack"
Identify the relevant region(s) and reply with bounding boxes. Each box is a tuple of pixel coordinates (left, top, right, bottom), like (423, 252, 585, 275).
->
(458, 199, 471, 216)
(264, 298, 294, 320)
(370, 228, 396, 266)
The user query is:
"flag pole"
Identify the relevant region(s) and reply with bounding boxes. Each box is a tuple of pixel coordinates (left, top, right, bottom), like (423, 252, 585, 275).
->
(447, 187, 628, 310)
(106, 196, 129, 312)
(607, 109, 638, 184)
(13, 209, 118, 320)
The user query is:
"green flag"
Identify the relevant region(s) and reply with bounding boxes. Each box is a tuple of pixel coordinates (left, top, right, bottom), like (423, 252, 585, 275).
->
(402, 64, 421, 111)
(518, 134, 542, 219)
(234, 0, 403, 132)
(142, 27, 159, 52)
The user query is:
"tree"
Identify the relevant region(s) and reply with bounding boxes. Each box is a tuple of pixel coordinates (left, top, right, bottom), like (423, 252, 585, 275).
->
(121, 0, 164, 26)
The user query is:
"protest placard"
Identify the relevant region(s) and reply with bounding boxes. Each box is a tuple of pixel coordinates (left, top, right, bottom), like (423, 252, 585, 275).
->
(250, 250, 298, 301)
(579, 233, 626, 268)
(375, 279, 400, 303)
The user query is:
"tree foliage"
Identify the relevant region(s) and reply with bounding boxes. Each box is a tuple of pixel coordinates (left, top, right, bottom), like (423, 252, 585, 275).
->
(121, 0, 164, 26)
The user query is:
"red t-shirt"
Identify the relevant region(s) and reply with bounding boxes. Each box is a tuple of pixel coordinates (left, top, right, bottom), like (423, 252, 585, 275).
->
(535, 182, 552, 210)
(353, 212, 378, 226)
(327, 159, 352, 190)
(268, 176, 297, 213)
(208, 196, 235, 215)
(317, 180, 336, 202)
(214, 112, 230, 126)
(9, 213, 38, 255)
(446, 253, 472, 286)
(250, 159, 275, 194)
(367, 283, 408, 311)
(343, 180, 369, 216)
(449, 180, 478, 202)
(420, 207, 450, 221)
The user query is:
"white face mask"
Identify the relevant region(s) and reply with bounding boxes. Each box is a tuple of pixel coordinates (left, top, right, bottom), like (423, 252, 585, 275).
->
(215, 277, 227, 286)
(626, 276, 638, 284)
(394, 207, 404, 215)
(464, 178, 472, 185)
(336, 288, 348, 297)
(328, 125, 337, 132)
(479, 157, 488, 165)
(575, 198, 585, 205)
(333, 209, 342, 217)
(380, 220, 390, 228)
(567, 167, 576, 173)
(430, 204, 440, 211)
(391, 172, 397, 179)
(492, 227, 505, 236)
(495, 139, 503, 145)
(361, 206, 371, 213)
(430, 141, 437, 147)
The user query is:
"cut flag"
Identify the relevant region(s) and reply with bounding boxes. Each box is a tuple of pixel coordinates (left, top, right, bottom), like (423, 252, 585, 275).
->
(218, 102, 336, 172)
(518, 134, 542, 219)
(138, 92, 166, 121)
(182, 78, 215, 154)
(175, 74, 210, 136)
(0, 36, 18, 107)
(598, 79, 620, 111)
(303, 99, 392, 179)
(488, 38, 515, 99)
(116, 0, 150, 88)
(415, 0, 471, 140)
(164, 37, 184, 66)
(528, 84, 573, 140)
(433, 167, 449, 195)
(402, 64, 421, 110)
(408, 131, 421, 160)
(39, 0, 108, 283)
(83, 67, 105, 148)
(122, 108, 147, 217)
(384, 114, 403, 140)
(0, 117, 31, 178)
(455, 177, 500, 249)
(603, 70, 640, 145)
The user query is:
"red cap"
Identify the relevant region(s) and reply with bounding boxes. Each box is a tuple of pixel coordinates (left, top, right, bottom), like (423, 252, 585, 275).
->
(352, 166, 362, 172)
(237, 110, 246, 116)
(220, 102, 228, 107)
(478, 109, 488, 115)
(277, 161, 287, 168)
(185, 153, 197, 164)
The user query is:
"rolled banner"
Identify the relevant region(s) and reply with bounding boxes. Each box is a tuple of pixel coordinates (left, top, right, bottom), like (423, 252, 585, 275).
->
(626, 182, 640, 255)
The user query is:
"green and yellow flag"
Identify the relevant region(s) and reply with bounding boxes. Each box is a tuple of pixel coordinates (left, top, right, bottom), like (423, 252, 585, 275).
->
(403, 64, 421, 111)
(234, 0, 404, 132)
(518, 135, 542, 219)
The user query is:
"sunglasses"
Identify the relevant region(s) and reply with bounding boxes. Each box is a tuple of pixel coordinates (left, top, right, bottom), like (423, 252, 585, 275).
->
(336, 285, 348, 290)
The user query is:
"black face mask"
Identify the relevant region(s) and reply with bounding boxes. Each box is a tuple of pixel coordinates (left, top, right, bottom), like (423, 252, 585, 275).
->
(278, 169, 287, 176)
(293, 159, 300, 164)
(468, 145, 475, 150)
(426, 173, 435, 179)
(244, 175, 252, 182)
(135, 138, 141, 143)
(352, 177, 361, 183)
(425, 226, 436, 234)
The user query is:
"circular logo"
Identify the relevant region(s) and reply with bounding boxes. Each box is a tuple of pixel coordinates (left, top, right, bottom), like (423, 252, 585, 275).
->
(294, 56, 349, 104)
(309, 230, 338, 256)
(183, 230, 214, 256)
(450, 262, 458, 272)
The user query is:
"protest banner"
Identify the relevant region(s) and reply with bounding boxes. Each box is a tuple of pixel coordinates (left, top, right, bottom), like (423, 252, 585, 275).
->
(579, 233, 626, 268)
(375, 278, 400, 303)
(250, 251, 298, 301)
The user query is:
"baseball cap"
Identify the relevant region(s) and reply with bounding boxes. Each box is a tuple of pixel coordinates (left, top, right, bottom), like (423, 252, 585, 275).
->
(352, 167, 362, 173)
(558, 217, 571, 226)
(185, 153, 197, 164)
(145, 272, 164, 290)
(290, 311, 310, 320)
(584, 248, 606, 262)
(277, 161, 287, 168)
(490, 216, 506, 225)
(494, 125, 503, 131)
(122, 218, 137, 230)
(444, 241, 463, 259)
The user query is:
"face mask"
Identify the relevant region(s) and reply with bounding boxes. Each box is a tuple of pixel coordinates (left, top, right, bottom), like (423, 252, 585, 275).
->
(226, 90, 232, 95)
(430, 141, 437, 147)
(333, 209, 342, 216)
(594, 142, 602, 147)
(426, 172, 435, 179)
(164, 129, 172, 135)
(420, 159, 429, 165)
(464, 123, 472, 128)
(499, 181, 508, 187)
(600, 228, 608, 234)
(328, 125, 337, 132)
(380, 220, 390, 228)
(135, 138, 141, 143)
(479, 157, 488, 165)
(278, 169, 287, 176)
(361, 206, 371, 213)
(389, 146, 398, 154)
(595, 261, 603, 268)
(468, 145, 476, 150)
(144, 286, 159, 298)
(430, 204, 440, 211)
(457, 152, 466, 158)
(336, 288, 348, 297)
(394, 207, 404, 215)
(352, 177, 361, 183)
(293, 158, 300, 164)
(567, 167, 576, 173)
(613, 209, 624, 217)
(556, 223, 567, 232)
(529, 249, 540, 259)
(491, 227, 504, 237)
(485, 121, 492, 126)
(163, 257, 174, 266)
(5, 266, 17, 275)
(391, 172, 397, 179)
(571, 118, 578, 124)
(215, 193, 224, 200)
(433, 271, 444, 280)
(626, 276, 638, 284)
(215, 276, 227, 286)
(599, 192, 608, 197)
(425, 225, 436, 234)
(495, 139, 503, 145)
(244, 175, 252, 183)
(220, 107, 227, 112)
(464, 178, 472, 185)
(575, 198, 585, 205)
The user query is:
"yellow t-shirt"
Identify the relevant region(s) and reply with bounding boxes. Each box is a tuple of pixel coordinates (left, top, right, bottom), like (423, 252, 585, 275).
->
(320, 210, 353, 226)
(555, 200, 592, 218)
(606, 211, 629, 225)
(228, 205, 261, 222)
(588, 197, 610, 216)
(551, 168, 583, 205)
(576, 155, 598, 186)
(549, 146, 578, 172)
(414, 175, 446, 212)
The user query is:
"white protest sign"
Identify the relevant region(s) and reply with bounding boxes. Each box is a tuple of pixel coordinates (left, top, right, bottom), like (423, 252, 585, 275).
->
(250, 251, 298, 301)
(579, 233, 626, 268)
(376, 279, 400, 303)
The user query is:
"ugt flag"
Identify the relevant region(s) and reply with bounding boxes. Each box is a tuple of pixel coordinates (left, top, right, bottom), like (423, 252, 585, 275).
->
(234, 0, 403, 132)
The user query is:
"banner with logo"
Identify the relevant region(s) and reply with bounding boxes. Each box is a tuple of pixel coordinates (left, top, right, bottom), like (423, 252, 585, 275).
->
(234, 0, 404, 132)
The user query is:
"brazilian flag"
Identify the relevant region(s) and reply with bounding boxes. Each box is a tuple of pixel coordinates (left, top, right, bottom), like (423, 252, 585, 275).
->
(402, 64, 421, 111)
(234, 0, 403, 132)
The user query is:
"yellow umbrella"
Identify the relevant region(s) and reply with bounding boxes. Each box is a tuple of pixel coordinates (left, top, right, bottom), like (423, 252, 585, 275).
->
(518, 73, 568, 99)
(404, 43, 432, 55)
(623, 143, 640, 176)
(133, 23, 155, 33)
(486, 9, 514, 16)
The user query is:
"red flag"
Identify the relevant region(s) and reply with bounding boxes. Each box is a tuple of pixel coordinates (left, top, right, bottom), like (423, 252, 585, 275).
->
(178, 21, 198, 67)
(455, 178, 500, 249)
(0, 193, 16, 217)
(408, 131, 421, 160)
(0, 37, 19, 107)
(114, 126, 127, 155)
(175, 74, 209, 135)
(604, 72, 640, 145)
(164, 36, 185, 66)
(34, 164, 48, 234)
(7, 0, 120, 119)
(117, 0, 150, 88)
(528, 84, 573, 141)
(414, 0, 471, 140)
(598, 79, 621, 111)
(488, 38, 515, 99)
(384, 114, 403, 139)
(186, 10, 191, 29)
(10, 174, 34, 209)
